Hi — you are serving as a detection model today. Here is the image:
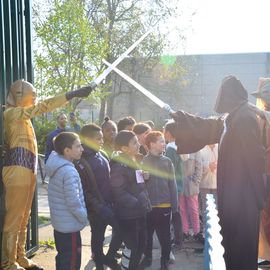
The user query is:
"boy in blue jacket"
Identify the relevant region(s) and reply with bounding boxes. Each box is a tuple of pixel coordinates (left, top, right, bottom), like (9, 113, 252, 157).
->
(46, 132, 88, 270)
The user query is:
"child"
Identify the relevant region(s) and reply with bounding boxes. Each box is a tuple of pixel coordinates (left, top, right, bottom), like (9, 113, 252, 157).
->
(75, 124, 121, 270)
(133, 123, 151, 156)
(101, 117, 118, 158)
(180, 150, 203, 242)
(141, 131, 178, 270)
(199, 144, 218, 229)
(164, 121, 184, 249)
(110, 131, 151, 270)
(45, 132, 88, 270)
(117, 116, 136, 131)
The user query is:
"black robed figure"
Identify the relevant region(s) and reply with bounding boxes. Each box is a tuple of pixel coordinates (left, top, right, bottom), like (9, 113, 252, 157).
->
(171, 75, 265, 270)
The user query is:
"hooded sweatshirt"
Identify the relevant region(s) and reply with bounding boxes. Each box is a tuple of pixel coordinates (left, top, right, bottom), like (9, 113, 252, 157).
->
(46, 151, 88, 233)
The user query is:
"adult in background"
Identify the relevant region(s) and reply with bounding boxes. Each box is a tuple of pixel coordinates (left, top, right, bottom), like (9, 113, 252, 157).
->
(1, 79, 93, 270)
(251, 78, 270, 267)
(44, 113, 68, 163)
(171, 75, 265, 270)
(69, 112, 81, 132)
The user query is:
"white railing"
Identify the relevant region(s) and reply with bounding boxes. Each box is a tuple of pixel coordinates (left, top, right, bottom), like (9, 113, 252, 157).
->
(204, 194, 226, 270)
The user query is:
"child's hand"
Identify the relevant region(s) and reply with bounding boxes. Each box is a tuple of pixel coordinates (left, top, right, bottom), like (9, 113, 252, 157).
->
(143, 171, 150, 180)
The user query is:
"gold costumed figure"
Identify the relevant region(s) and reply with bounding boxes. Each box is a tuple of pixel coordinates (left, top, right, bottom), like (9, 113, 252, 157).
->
(1, 80, 93, 270)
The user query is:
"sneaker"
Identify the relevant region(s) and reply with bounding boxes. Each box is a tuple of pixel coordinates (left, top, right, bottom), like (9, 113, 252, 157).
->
(171, 242, 182, 251)
(139, 256, 152, 269)
(194, 233, 205, 244)
(169, 251, 175, 264)
(115, 251, 122, 259)
(183, 233, 190, 242)
(258, 260, 270, 267)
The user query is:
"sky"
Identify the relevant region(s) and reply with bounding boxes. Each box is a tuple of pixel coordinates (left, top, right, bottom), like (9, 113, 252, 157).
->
(170, 0, 270, 55)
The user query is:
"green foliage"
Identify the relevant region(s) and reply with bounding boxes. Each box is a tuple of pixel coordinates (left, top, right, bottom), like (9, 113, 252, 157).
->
(33, 0, 188, 120)
(38, 216, 50, 226)
(34, 0, 107, 109)
(34, 116, 57, 154)
(39, 238, 55, 249)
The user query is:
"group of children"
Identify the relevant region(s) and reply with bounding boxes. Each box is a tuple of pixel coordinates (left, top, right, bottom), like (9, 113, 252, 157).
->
(45, 115, 217, 270)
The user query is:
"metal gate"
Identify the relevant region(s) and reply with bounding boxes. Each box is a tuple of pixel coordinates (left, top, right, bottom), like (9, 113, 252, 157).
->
(0, 0, 38, 258)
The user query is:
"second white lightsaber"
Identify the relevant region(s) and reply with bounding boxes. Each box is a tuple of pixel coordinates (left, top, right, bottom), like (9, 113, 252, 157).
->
(92, 29, 152, 87)
(102, 59, 175, 113)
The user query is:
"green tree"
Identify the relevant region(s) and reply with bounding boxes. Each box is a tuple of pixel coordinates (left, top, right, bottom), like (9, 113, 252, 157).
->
(33, 0, 189, 122)
(33, 0, 107, 111)
(84, 0, 186, 122)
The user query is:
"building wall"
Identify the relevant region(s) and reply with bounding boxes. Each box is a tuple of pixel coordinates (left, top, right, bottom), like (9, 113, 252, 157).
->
(111, 52, 270, 126)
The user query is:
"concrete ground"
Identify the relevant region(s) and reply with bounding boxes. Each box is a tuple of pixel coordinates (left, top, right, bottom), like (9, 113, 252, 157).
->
(34, 177, 204, 269)
(33, 225, 203, 270)
(34, 223, 204, 270)
(34, 170, 269, 270)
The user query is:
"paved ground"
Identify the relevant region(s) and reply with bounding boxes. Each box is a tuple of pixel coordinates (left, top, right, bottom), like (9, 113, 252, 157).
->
(34, 170, 269, 270)
(34, 174, 204, 269)
(34, 223, 204, 270)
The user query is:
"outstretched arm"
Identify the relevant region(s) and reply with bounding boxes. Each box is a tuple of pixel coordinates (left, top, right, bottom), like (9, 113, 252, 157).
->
(171, 110, 224, 154)
(10, 85, 95, 120)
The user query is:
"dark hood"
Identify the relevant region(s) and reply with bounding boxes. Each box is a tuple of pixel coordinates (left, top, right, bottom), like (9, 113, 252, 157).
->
(214, 75, 248, 114)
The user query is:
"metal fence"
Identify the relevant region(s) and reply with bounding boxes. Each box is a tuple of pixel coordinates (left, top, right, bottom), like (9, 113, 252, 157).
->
(204, 194, 226, 270)
(0, 0, 38, 258)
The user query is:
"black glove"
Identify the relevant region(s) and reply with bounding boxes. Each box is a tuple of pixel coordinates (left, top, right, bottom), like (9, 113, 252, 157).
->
(99, 206, 114, 220)
(65, 82, 97, 101)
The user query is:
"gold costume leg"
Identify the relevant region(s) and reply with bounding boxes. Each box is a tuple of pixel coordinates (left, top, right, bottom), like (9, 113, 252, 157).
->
(17, 178, 36, 269)
(1, 167, 36, 270)
(1, 232, 24, 270)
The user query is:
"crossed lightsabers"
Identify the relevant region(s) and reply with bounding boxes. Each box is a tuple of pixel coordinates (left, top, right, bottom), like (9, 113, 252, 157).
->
(91, 29, 175, 114)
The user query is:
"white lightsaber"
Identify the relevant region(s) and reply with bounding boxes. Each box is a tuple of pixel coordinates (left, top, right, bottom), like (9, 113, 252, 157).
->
(102, 59, 175, 114)
(91, 29, 153, 88)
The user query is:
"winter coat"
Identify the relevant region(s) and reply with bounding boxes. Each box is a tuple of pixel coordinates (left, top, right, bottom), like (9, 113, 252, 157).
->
(75, 146, 113, 218)
(182, 152, 202, 196)
(142, 153, 178, 213)
(200, 144, 218, 189)
(110, 153, 151, 219)
(46, 151, 88, 233)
